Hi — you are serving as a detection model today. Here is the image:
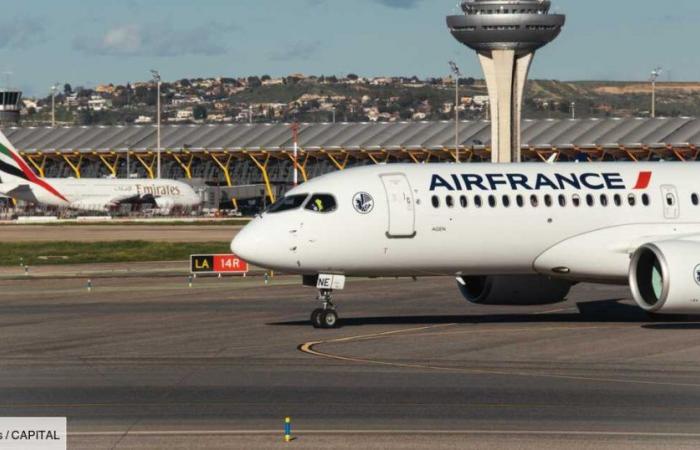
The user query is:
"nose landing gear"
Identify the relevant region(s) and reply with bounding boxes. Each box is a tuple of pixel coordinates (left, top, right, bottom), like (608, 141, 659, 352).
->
(311, 289, 339, 329)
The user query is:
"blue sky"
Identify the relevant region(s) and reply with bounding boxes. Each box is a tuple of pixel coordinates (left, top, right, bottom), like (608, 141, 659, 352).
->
(2, 0, 699, 96)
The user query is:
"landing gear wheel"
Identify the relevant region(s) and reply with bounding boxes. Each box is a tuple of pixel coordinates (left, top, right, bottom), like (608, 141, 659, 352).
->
(320, 310, 339, 329)
(311, 309, 324, 328)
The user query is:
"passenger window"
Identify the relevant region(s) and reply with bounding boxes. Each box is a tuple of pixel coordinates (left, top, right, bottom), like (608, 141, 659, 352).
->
(305, 194, 337, 213)
(502, 195, 511, 208)
(628, 194, 637, 206)
(558, 194, 566, 207)
(693, 193, 699, 206)
(530, 195, 539, 207)
(600, 194, 608, 207)
(544, 194, 553, 207)
(474, 195, 483, 208)
(431, 195, 440, 208)
(642, 194, 650, 206)
(572, 194, 581, 207)
(267, 194, 308, 213)
(446, 195, 455, 208)
(614, 194, 622, 207)
(516, 195, 524, 207)
(460, 195, 468, 208)
(586, 194, 595, 207)
(488, 195, 497, 208)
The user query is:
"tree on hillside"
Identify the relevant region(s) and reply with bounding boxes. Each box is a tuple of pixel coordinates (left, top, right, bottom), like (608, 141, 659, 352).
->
(63, 83, 73, 95)
(193, 105, 208, 120)
(247, 76, 262, 88)
(347, 73, 359, 81)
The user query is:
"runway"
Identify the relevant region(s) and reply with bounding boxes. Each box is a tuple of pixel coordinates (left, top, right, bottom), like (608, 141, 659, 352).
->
(2, 274, 700, 449)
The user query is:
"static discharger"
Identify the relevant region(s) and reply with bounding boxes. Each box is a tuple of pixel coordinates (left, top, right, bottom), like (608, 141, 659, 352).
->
(284, 417, 292, 442)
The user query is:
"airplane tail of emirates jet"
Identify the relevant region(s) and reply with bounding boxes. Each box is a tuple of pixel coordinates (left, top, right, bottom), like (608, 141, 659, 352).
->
(0, 132, 69, 204)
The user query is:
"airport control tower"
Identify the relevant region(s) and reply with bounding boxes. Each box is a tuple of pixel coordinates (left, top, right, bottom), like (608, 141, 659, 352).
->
(0, 89, 22, 126)
(447, 0, 565, 162)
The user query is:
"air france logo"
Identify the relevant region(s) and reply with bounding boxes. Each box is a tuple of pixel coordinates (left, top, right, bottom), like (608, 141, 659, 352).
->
(429, 171, 653, 192)
(695, 265, 700, 286)
(353, 192, 374, 214)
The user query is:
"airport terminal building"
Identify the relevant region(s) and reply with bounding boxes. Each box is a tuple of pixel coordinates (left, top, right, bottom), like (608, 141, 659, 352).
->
(4, 118, 700, 206)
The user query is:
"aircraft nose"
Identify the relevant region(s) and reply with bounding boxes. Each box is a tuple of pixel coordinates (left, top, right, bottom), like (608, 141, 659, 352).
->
(231, 222, 261, 264)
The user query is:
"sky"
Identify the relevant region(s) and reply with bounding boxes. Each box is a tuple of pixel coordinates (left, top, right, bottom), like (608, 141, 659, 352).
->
(2, 0, 699, 96)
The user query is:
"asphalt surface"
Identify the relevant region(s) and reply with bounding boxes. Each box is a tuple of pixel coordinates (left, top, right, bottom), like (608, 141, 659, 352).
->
(2, 275, 700, 449)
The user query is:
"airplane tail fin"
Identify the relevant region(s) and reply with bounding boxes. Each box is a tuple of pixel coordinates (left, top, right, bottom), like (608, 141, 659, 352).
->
(0, 131, 68, 202)
(0, 131, 35, 184)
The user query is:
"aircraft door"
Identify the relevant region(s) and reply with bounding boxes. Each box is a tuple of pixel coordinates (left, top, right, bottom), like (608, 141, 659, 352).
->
(380, 173, 416, 238)
(661, 185, 680, 220)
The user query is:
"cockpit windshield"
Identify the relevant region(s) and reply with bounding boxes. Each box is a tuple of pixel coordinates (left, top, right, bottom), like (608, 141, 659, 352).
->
(305, 194, 337, 213)
(266, 194, 308, 213)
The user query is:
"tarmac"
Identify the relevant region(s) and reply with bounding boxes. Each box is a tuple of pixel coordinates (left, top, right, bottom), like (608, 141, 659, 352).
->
(2, 273, 700, 449)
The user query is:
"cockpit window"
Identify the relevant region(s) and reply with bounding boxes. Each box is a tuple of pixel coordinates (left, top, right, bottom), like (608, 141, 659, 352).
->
(266, 194, 308, 213)
(305, 194, 337, 213)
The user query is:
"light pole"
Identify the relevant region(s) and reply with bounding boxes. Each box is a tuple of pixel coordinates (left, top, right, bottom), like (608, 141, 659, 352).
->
(650, 67, 662, 119)
(449, 61, 461, 163)
(51, 83, 59, 127)
(291, 123, 299, 186)
(150, 70, 162, 178)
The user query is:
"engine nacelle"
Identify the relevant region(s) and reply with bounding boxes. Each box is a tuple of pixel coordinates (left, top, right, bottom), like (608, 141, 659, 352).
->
(629, 241, 700, 313)
(154, 197, 176, 209)
(457, 275, 573, 306)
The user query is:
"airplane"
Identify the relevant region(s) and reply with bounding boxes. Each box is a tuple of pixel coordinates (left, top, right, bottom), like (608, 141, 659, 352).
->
(232, 162, 700, 329)
(0, 132, 201, 212)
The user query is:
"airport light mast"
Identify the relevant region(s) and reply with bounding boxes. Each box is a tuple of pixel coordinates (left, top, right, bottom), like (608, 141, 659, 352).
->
(650, 67, 662, 119)
(50, 83, 58, 128)
(151, 70, 162, 179)
(449, 61, 462, 163)
(447, 0, 565, 163)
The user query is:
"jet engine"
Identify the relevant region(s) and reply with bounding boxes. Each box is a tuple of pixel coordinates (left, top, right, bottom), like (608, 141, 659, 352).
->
(457, 275, 573, 306)
(154, 196, 176, 210)
(629, 241, 700, 313)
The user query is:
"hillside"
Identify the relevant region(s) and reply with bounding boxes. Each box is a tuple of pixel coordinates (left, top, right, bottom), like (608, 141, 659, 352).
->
(20, 76, 700, 127)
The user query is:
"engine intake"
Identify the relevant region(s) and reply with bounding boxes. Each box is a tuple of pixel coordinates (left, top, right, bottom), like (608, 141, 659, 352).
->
(629, 242, 700, 313)
(457, 275, 572, 306)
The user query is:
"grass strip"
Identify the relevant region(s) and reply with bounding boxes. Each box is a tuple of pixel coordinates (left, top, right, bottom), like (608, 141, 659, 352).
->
(0, 241, 232, 266)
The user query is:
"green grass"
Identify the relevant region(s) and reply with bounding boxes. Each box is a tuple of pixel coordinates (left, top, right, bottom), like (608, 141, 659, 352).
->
(0, 241, 232, 267)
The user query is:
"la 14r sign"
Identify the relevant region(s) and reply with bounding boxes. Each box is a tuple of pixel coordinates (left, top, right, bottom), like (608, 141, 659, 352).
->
(191, 254, 249, 274)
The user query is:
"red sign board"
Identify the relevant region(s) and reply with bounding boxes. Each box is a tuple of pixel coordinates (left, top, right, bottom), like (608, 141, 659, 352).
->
(191, 254, 249, 274)
(214, 254, 249, 273)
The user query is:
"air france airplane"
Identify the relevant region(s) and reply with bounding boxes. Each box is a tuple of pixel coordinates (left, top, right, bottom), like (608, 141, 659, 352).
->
(0, 133, 200, 212)
(232, 162, 700, 329)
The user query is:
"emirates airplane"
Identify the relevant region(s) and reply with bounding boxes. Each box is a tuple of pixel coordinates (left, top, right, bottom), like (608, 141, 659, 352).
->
(232, 162, 700, 329)
(0, 133, 200, 212)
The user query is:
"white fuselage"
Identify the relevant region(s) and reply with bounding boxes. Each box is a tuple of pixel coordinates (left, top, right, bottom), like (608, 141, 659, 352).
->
(232, 163, 700, 285)
(0, 177, 201, 212)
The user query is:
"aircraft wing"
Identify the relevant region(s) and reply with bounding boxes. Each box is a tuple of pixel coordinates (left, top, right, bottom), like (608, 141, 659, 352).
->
(69, 194, 140, 211)
(0, 184, 39, 203)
